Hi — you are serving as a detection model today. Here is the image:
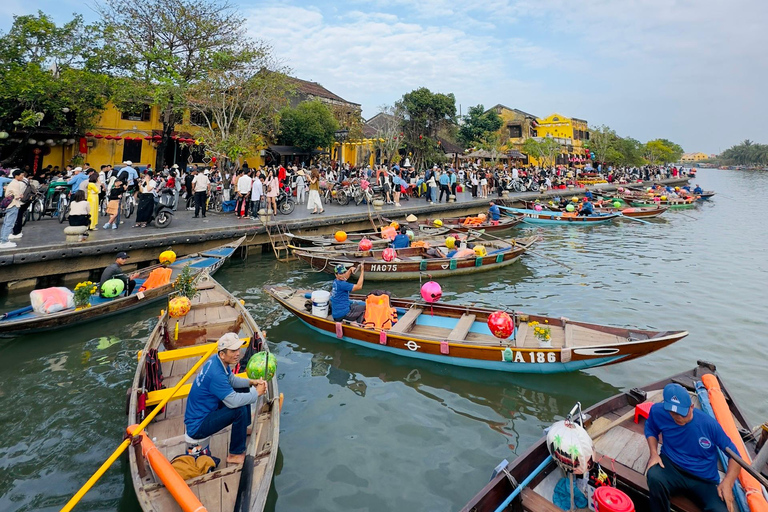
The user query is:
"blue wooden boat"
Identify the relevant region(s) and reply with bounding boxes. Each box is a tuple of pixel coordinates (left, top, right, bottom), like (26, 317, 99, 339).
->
(499, 206, 620, 225)
(0, 237, 244, 337)
(265, 286, 688, 374)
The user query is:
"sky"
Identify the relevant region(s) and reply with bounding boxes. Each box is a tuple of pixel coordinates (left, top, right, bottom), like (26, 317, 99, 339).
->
(3, 0, 767, 154)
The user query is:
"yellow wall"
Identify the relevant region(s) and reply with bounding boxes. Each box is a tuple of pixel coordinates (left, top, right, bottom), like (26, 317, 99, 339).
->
(681, 152, 709, 162)
(535, 113, 589, 157)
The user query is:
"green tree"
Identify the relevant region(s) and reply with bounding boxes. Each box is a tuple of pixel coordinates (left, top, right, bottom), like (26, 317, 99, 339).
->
(371, 105, 405, 165)
(720, 139, 768, 166)
(458, 105, 503, 148)
(588, 125, 617, 164)
(278, 100, 339, 153)
(396, 87, 456, 170)
(644, 139, 684, 164)
(521, 138, 543, 163)
(538, 137, 562, 168)
(98, 0, 258, 169)
(0, 12, 111, 166)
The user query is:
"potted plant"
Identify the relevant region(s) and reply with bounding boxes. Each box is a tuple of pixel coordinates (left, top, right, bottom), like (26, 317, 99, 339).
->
(74, 281, 97, 310)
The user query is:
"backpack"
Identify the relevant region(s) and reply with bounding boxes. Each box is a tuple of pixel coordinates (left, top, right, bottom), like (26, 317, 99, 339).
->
(21, 182, 35, 204)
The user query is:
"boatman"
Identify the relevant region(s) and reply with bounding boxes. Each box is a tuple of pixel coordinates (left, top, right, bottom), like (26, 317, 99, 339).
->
(645, 383, 740, 512)
(488, 201, 501, 225)
(331, 264, 366, 324)
(184, 333, 267, 464)
(579, 198, 594, 216)
(694, 184, 703, 195)
(99, 252, 138, 297)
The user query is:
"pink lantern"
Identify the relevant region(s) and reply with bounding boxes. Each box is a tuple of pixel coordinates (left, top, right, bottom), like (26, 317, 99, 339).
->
(534, 204, 543, 211)
(382, 248, 397, 262)
(487, 311, 514, 338)
(420, 281, 442, 303)
(358, 238, 373, 251)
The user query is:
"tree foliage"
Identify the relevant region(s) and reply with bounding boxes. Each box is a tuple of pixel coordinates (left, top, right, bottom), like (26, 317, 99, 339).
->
(644, 139, 684, 165)
(278, 100, 339, 153)
(97, 0, 259, 169)
(586, 125, 644, 166)
(720, 140, 768, 166)
(522, 137, 560, 167)
(396, 87, 456, 170)
(0, 12, 111, 165)
(371, 105, 405, 165)
(458, 105, 502, 148)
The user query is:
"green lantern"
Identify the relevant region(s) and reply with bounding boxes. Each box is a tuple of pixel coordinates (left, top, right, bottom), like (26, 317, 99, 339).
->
(246, 352, 276, 381)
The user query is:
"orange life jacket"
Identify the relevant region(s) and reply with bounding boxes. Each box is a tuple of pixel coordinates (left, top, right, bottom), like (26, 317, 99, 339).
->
(411, 240, 430, 249)
(139, 267, 172, 292)
(363, 294, 398, 331)
(461, 217, 483, 226)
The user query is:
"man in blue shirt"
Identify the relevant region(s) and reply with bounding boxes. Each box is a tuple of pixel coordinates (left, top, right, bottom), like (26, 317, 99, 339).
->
(694, 184, 703, 194)
(184, 333, 267, 464)
(579, 199, 594, 216)
(645, 383, 739, 512)
(67, 167, 89, 192)
(391, 227, 410, 249)
(438, 170, 451, 202)
(488, 201, 501, 223)
(331, 264, 365, 323)
(119, 160, 139, 188)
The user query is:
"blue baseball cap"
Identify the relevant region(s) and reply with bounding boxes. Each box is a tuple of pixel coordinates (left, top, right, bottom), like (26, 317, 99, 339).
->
(662, 383, 692, 414)
(334, 264, 347, 275)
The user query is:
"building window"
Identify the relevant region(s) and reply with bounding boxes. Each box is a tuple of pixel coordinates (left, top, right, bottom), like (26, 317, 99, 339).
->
(508, 125, 522, 138)
(121, 104, 151, 122)
(122, 140, 142, 163)
(189, 111, 208, 126)
(585, 131, 590, 140)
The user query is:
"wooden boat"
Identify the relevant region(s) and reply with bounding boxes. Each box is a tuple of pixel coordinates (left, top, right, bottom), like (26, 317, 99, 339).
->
(395, 215, 523, 233)
(292, 236, 536, 281)
(500, 206, 621, 225)
(265, 286, 688, 373)
(695, 191, 716, 200)
(285, 227, 451, 247)
(461, 361, 766, 512)
(522, 200, 668, 219)
(127, 276, 279, 511)
(289, 231, 482, 254)
(0, 237, 245, 337)
(628, 198, 697, 209)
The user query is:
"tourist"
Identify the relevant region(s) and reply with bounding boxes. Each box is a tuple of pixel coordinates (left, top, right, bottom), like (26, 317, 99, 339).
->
(185, 168, 196, 210)
(450, 168, 457, 196)
(10, 171, 37, 241)
(192, 168, 210, 218)
(103, 179, 124, 230)
(645, 383, 739, 512)
(480, 172, 488, 198)
(0, 169, 28, 249)
(134, 171, 156, 228)
(438, 169, 451, 202)
(68, 190, 91, 231)
(99, 252, 137, 296)
(265, 170, 279, 215)
(331, 264, 365, 323)
(67, 167, 89, 193)
(426, 172, 437, 204)
(470, 171, 479, 198)
(307, 168, 323, 214)
(295, 169, 307, 205)
(120, 160, 138, 188)
(184, 332, 267, 465)
(250, 173, 264, 218)
(87, 173, 101, 230)
(391, 227, 410, 249)
(168, 167, 180, 210)
(236, 169, 252, 218)
(392, 172, 405, 207)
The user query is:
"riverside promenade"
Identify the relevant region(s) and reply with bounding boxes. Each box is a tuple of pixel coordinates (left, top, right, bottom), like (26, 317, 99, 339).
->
(0, 179, 688, 290)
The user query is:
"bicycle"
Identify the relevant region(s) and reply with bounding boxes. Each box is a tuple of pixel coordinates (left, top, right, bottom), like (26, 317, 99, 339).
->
(57, 193, 70, 224)
(207, 185, 223, 212)
(121, 194, 136, 219)
(322, 182, 349, 206)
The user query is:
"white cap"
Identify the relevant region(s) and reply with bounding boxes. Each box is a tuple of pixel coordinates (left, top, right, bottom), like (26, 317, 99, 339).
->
(171, 164, 179, 169)
(204, 170, 210, 175)
(73, 166, 83, 172)
(217, 333, 242, 351)
(123, 160, 132, 166)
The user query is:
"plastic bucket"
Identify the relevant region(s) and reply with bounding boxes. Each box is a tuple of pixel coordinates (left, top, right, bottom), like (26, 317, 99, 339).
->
(594, 487, 634, 512)
(311, 290, 331, 317)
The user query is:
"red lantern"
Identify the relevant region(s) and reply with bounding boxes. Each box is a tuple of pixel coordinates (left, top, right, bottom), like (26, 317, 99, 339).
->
(113, 135, 122, 140)
(84, 132, 94, 137)
(211, 157, 216, 163)
(382, 248, 396, 262)
(152, 135, 162, 141)
(358, 238, 373, 251)
(94, 134, 104, 139)
(487, 311, 514, 339)
(105, 135, 114, 140)
(144, 136, 152, 141)
(123, 136, 133, 141)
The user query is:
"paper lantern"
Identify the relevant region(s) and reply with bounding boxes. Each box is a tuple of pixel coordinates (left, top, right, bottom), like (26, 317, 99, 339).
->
(433, 219, 443, 227)
(478, 213, 486, 220)
(487, 311, 514, 338)
(534, 204, 543, 211)
(445, 236, 456, 249)
(85, 132, 94, 137)
(389, 221, 399, 229)
(382, 248, 397, 262)
(335, 231, 347, 242)
(246, 351, 276, 381)
(613, 201, 622, 208)
(105, 135, 114, 140)
(94, 134, 104, 139)
(406, 229, 414, 241)
(566, 204, 575, 212)
(420, 281, 442, 303)
(660, 196, 667, 201)
(168, 296, 191, 318)
(571, 196, 579, 202)
(159, 250, 176, 265)
(358, 238, 373, 251)
(546, 420, 594, 475)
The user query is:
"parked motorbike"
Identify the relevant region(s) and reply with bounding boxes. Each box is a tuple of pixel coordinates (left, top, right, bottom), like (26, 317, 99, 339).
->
(152, 188, 175, 228)
(276, 187, 296, 215)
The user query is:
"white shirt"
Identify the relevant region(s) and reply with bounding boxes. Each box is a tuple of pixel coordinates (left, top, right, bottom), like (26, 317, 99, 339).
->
(192, 174, 210, 193)
(237, 175, 252, 195)
(251, 179, 263, 201)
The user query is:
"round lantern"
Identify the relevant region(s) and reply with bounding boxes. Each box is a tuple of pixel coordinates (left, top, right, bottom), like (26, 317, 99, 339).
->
(534, 204, 543, 211)
(654, 197, 661, 202)
(566, 204, 576, 212)
(613, 201, 622, 208)
(487, 311, 514, 338)
(389, 221, 399, 229)
(660, 196, 667, 201)
(546, 420, 594, 475)
(473, 245, 487, 257)
(571, 196, 579, 202)
(617, 187, 624, 192)
(169, 296, 192, 318)
(445, 236, 456, 249)
(159, 250, 176, 265)
(335, 231, 347, 243)
(420, 281, 442, 303)
(433, 219, 443, 227)
(246, 351, 276, 381)
(382, 248, 397, 262)
(477, 213, 487, 220)
(358, 238, 373, 251)
(406, 229, 415, 241)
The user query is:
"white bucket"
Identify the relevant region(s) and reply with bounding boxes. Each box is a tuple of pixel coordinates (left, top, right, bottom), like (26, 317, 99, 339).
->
(311, 290, 331, 317)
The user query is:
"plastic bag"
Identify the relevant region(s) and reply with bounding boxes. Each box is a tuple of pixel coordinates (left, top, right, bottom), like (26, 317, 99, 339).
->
(30, 287, 75, 314)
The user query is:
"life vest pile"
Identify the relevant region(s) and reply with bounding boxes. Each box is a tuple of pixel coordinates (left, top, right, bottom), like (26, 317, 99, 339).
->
(363, 293, 398, 331)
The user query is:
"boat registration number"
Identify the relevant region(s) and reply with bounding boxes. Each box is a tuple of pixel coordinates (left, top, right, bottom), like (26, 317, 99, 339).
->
(503, 351, 557, 363)
(369, 264, 397, 272)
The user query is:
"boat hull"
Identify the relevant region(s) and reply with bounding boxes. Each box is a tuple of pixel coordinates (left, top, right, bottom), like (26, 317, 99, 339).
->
(502, 207, 620, 225)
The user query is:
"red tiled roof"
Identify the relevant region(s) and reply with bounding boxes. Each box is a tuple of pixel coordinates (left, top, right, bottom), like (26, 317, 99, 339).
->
(288, 77, 360, 107)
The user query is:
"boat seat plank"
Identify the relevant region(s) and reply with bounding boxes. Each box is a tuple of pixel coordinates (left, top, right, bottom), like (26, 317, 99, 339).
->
(408, 324, 450, 338)
(514, 321, 528, 347)
(463, 331, 504, 345)
(145, 487, 183, 512)
(390, 308, 423, 333)
(447, 314, 476, 341)
(522, 487, 588, 512)
(195, 477, 222, 511)
(146, 371, 247, 406)
(220, 471, 240, 510)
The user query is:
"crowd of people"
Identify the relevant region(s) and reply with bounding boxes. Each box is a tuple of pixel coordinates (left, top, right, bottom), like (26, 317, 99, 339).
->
(0, 159, 695, 249)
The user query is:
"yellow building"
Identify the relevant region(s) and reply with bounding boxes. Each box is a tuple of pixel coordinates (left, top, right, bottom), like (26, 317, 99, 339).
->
(681, 152, 709, 162)
(533, 113, 590, 165)
(485, 105, 538, 163)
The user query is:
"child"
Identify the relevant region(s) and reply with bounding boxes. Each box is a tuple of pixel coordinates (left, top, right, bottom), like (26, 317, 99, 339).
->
(103, 180, 125, 229)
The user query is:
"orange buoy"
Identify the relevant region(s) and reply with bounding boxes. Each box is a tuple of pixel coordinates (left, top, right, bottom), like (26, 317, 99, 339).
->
(127, 425, 207, 512)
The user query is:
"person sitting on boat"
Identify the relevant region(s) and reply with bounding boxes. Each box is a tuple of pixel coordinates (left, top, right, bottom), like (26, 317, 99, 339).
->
(693, 184, 703, 194)
(584, 189, 594, 200)
(99, 252, 138, 297)
(331, 264, 366, 324)
(184, 333, 267, 465)
(488, 201, 501, 225)
(645, 383, 740, 512)
(391, 227, 410, 249)
(579, 199, 594, 216)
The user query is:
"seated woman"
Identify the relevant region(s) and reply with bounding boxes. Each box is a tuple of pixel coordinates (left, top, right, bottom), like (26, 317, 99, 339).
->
(68, 190, 91, 233)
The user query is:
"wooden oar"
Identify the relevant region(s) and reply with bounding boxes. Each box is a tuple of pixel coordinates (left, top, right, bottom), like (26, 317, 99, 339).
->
(725, 447, 768, 491)
(471, 229, 582, 275)
(618, 213, 652, 225)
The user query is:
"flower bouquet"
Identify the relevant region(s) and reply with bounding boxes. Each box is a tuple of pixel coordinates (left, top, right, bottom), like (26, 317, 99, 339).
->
(74, 281, 97, 310)
(528, 320, 552, 347)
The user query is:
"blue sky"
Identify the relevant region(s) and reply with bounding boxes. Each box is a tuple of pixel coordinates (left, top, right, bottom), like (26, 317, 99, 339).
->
(3, 0, 766, 154)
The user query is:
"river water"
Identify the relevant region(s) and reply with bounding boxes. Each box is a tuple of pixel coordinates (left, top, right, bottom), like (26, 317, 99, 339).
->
(0, 168, 766, 511)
